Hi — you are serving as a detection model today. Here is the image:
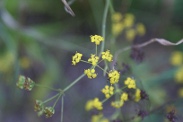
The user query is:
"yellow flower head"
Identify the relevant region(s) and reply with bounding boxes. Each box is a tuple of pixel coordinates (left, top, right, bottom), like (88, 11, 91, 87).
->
(136, 23, 146, 36)
(91, 114, 109, 122)
(85, 98, 103, 111)
(88, 54, 99, 66)
(178, 88, 183, 98)
(72, 52, 83, 65)
(101, 50, 113, 62)
(112, 22, 124, 36)
(111, 100, 124, 108)
(170, 51, 183, 66)
(134, 88, 141, 102)
(108, 70, 120, 84)
(124, 13, 135, 28)
(175, 66, 183, 83)
(101, 85, 114, 98)
(125, 29, 136, 41)
(84, 68, 97, 79)
(90, 35, 104, 45)
(112, 12, 123, 22)
(124, 77, 136, 89)
(121, 92, 128, 102)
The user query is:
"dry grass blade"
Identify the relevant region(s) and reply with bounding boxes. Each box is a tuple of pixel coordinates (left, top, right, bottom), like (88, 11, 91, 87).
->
(61, 0, 75, 16)
(134, 38, 183, 48)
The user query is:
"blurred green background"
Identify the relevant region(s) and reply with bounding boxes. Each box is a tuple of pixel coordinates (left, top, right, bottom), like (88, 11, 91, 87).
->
(0, 0, 183, 122)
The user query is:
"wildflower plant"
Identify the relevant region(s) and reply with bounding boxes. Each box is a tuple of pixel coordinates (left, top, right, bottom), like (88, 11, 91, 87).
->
(15, 0, 183, 122)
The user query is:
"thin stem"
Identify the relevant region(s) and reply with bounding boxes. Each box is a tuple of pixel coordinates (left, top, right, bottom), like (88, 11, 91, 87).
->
(96, 45, 97, 55)
(63, 73, 85, 92)
(53, 93, 62, 108)
(43, 93, 60, 104)
(96, 65, 109, 74)
(109, 0, 115, 14)
(100, 0, 110, 55)
(35, 84, 60, 91)
(61, 95, 64, 122)
(80, 60, 91, 64)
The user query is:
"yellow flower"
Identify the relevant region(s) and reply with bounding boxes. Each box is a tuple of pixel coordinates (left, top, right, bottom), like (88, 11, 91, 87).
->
(170, 51, 183, 66)
(72, 52, 83, 65)
(101, 85, 114, 98)
(108, 70, 120, 84)
(121, 92, 128, 102)
(175, 67, 183, 83)
(124, 77, 136, 89)
(134, 89, 141, 102)
(112, 12, 122, 22)
(125, 29, 136, 41)
(0, 51, 15, 72)
(84, 68, 97, 79)
(178, 88, 183, 98)
(136, 23, 146, 36)
(112, 22, 124, 36)
(90, 35, 104, 45)
(101, 50, 113, 62)
(85, 98, 103, 111)
(91, 114, 109, 122)
(88, 54, 99, 66)
(124, 13, 135, 28)
(111, 100, 124, 108)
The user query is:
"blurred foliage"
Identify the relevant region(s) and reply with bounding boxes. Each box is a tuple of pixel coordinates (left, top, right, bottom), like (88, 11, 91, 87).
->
(0, 0, 183, 122)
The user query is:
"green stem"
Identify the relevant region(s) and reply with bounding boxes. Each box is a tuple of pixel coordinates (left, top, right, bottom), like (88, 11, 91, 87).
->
(100, 0, 110, 55)
(80, 60, 92, 64)
(43, 93, 60, 104)
(96, 65, 108, 74)
(109, 0, 115, 14)
(96, 45, 98, 55)
(61, 95, 64, 122)
(63, 73, 85, 92)
(35, 84, 60, 92)
(53, 93, 62, 108)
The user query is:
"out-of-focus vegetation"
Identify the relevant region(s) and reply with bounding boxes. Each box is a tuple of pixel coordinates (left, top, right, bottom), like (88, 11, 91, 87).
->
(0, 0, 183, 122)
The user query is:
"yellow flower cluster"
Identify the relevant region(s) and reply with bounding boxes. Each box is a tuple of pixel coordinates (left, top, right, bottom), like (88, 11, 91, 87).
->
(175, 66, 183, 83)
(111, 92, 128, 109)
(125, 29, 136, 41)
(108, 70, 120, 84)
(84, 68, 97, 79)
(124, 77, 136, 89)
(121, 92, 128, 101)
(136, 23, 146, 36)
(85, 98, 103, 111)
(111, 12, 146, 41)
(134, 89, 141, 102)
(101, 85, 114, 98)
(101, 50, 113, 62)
(170, 51, 183, 66)
(170, 51, 183, 83)
(124, 14, 135, 28)
(178, 88, 183, 98)
(90, 35, 104, 45)
(111, 100, 124, 109)
(72, 52, 83, 65)
(91, 114, 109, 122)
(88, 54, 99, 66)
